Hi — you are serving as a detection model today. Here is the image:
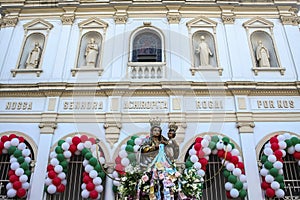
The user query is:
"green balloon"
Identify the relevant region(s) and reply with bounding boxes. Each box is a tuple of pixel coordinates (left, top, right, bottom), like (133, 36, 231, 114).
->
(57, 153, 65, 162)
(17, 156, 25, 164)
(291, 137, 299, 146)
(63, 168, 68, 174)
(285, 139, 292, 148)
(112, 185, 118, 192)
(222, 137, 230, 144)
(269, 168, 279, 177)
(125, 145, 134, 153)
(13, 149, 22, 158)
(261, 155, 268, 164)
(55, 146, 63, 154)
(127, 153, 136, 162)
(98, 171, 105, 179)
(185, 161, 193, 168)
(275, 174, 284, 183)
(89, 157, 98, 167)
(229, 142, 235, 149)
(223, 169, 230, 178)
(228, 175, 237, 184)
(131, 135, 138, 141)
(21, 162, 29, 170)
(211, 135, 219, 143)
(60, 160, 68, 169)
(85, 152, 93, 160)
(234, 181, 243, 190)
(8, 146, 17, 155)
(264, 161, 273, 170)
(25, 169, 31, 177)
(94, 164, 102, 172)
(280, 182, 285, 189)
(127, 140, 135, 146)
(208, 141, 216, 149)
(239, 189, 247, 198)
(81, 148, 90, 156)
(58, 140, 65, 146)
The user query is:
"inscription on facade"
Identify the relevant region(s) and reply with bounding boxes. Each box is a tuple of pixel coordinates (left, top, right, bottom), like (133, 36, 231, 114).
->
(63, 101, 103, 110)
(196, 100, 224, 109)
(5, 102, 32, 110)
(257, 100, 294, 109)
(123, 100, 168, 110)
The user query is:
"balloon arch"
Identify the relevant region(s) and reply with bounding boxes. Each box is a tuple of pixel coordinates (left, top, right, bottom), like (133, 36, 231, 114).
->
(44, 134, 106, 200)
(259, 133, 300, 198)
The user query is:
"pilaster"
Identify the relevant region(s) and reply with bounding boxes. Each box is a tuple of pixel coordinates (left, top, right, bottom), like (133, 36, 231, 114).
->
(104, 113, 122, 147)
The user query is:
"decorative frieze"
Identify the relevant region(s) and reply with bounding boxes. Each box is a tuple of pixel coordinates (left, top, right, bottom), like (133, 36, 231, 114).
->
(221, 14, 235, 24)
(113, 6, 128, 24)
(61, 14, 75, 25)
(166, 12, 181, 24)
(2, 17, 18, 27)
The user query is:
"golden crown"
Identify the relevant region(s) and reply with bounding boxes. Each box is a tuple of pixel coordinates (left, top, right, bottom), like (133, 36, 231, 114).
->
(168, 122, 178, 132)
(149, 117, 161, 128)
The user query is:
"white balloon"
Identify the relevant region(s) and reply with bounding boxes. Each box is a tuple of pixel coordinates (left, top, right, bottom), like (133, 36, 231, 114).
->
(203, 147, 211, 156)
(81, 189, 90, 198)
(50, 152, 57, 159)
(278, 169, 284, 175)
(239, 174, 247, 183)
(93, 177, 102, 185)
(22, 149, 31, 157)
(265, 143, 271, 148)
(58, 172, 66, 179)
(119, 150, 128, 158)
(113, 180, 121, 187)
(263, 147, 273, 156)
(212, 149, 218, 155)
(190, 155, 198, 163)
(25, 157, 31, 163)
(232, 168, 242, 177)
(271, 181, 280, 190)
(77, 143, 84, 151)
(11, 138, 19, 146)
(134, 138, 142, 145)
(95, 185, 103, 192)
(10, 157, 17, 163)
(10, 162, 20, 170)
(287, 146, 295, 154)
(120, 144, 127, 150)
(45, 177, 52, 186)
(15, 168, 24, 176)
(265, 175, 274, 183)
(65, 137, 72, 144)
(230, 188, 239, 198)
(201, 139, 209, 148)
(54, 165, 63, 173)
(7, 188, 17, 197)
(278, 141, 287, 150)
(61, 142, 70, 151)
(189, 149, 197, 156)
(4, 141, 11, 149)
(277, 135, 285, 142)
(83, 159, 89, 167)
(61, 179, 67, 185)
(216, 141, 224, 150)
(231, 149, 240, 156)
(2, 149, 8, 154)
(224, 144, 232, 152)
(47, 184, 57, 194)
(6, 183, 12, 190)
(273, 161, 283, 169)
(268, 155, 277, 163)
(99, 157, 105, 165)
(22, 182, 30, 189)
(298, 160, 300, 166)
(89, 170, 98, 179)
(260, 168, 269, 176)
(121, 158, 130, 167)
(112, 171, 119, 178)
(85, 164, 94, 173)
(193, 162, 202, 170)
(81, 183, 86, 190)
(203, 135, 211, 141)
(75, 150, 81, 155)
(226, 163, 235, 171)
(243, 182, 248, 190)
(84, 141, 92, 149)
(295, 144, 300, 152)
(281, 149, 286, 158)
(133, 145, 140, 152)
(197, 169, 205, 177)
(275, 189, 285, 198)
(283, 133, 291, 139)
(225, 182, 233, 191)
(63, 150, 72, 158)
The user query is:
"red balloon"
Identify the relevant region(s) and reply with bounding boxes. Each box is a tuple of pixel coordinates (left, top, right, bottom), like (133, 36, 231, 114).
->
(271, 143, 280, 151)
(13, 181, 22, 190)
(270, 137, 278, 144)
(217, 150, 225, 158)
(194, 143, 201, 151)
(226, 191, 231, 198)
(1, 135, 9, 143)
(83, 175, 92, 184)
(274, 150, 283, 159)
(0, 142, 4, 150)
(48, 170, 57, 179)
(47, 165, 54, 172)
(52, 177, 62, 186)
(80, 135, 89, 142)
(88, 138, 96, 144)
(197, 150, 205, 158)
(199, 158, 208, 166)
(16, 188, 27, 198)
(9, 175, 19, 183)
(266, 188, 275, 198)
(90, 190, 98, 199)
(115, 164, 125, 175)
(201, 166, 206, 171)
(82, 172, 89, 177)
(195, 137, 203, 143)
(57, 184, 65, 192)
(72, 136, 81, 146)
(69, 144, 77, 154)
(261, 181, 270, 190)
(225, 152, 232, 161)
(237, 162, 244, 170)
(8, 170, 15, 176)
(231, 156, 239, 165)
(293, 152, 300, 160)
(86, 182, 95, 191)
(18, 136, 25, 143)
(8, 134, 17, 140)
(115, 156, 122, 164)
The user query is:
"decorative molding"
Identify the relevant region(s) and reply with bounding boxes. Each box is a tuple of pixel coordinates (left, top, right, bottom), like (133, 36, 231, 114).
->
(221, 14, 235, 24)
(186, 16, 217, 32)
(23, 18, 53, 32)
(243, 17, 274, 29)
(190, 66, 223, 76)
(166, 12, 181, 24)
(104, 122, 122, 147)
(39, 122, 57, 134)
(252, 67, 285, 76)
(71, 68, 103, 77)
(61, 14, 75, 25)
(11, 69, 43, 77)
(78, 17, 108, 30)
(280, 15, 299, 26)
(113, 6, 128, 24)
(2, 17, 18, 27)
(236, 122, 255, 133)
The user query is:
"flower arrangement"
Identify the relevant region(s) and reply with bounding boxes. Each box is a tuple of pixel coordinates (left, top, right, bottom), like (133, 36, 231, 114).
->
(180, 168, 203, 199)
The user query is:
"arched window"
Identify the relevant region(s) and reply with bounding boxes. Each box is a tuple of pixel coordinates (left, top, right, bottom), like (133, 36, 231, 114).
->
(132, 30, 162, 62)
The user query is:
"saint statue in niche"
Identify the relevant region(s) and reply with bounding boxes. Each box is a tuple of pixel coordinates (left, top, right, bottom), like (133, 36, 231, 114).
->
(196, 35, 213, 67)
(84, 38, 99, 67)
(256, 40, 271, 67)
(25, 42, 42, 69)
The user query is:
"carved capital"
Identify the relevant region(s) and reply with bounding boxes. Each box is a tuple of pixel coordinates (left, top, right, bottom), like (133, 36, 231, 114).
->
(61, 14, 75, 25)
(39, 122, 57, 134)
(104, 122, 122, 147)
(167, 12, 181, 24)
(3, 17, 18, 27)
(114, 14, 128, 24)
(236, 122, 255, 133)
(280, 15, 298, 26)
(221, 14, 235, 24)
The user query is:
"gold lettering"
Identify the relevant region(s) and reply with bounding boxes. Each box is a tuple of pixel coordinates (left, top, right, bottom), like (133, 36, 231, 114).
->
(257, 101, 262, 108)
(202, 101, 207, 109)
(269, 101, 275, 108)
(289, 100, 294, 108)
(28, 102, 32, 110)
(64, 102, 68, 110)
(23, 102, 28, 110)
(17, 102, 22, 110)
(283, 100, 289, 108)
(11, 102, 16, 110)
(208, 101, 213, 109)
(5, 102, 11, 110)
(277, 100, 283, 108)
(263, 101, 268, 108)
(196, 101, 201, 109)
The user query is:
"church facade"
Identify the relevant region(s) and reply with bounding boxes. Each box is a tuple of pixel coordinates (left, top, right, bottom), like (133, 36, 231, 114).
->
(0, 0, 299, 199)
